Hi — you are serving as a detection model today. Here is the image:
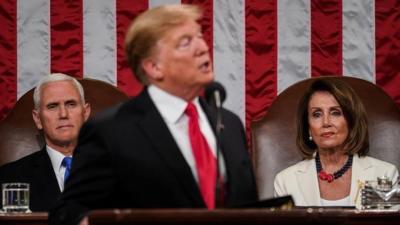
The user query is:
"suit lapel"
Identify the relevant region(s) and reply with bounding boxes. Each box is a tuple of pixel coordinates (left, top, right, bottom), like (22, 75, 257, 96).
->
(33, 150, 61, 194)
(350, 155, 372, 206)
(137, 90, 204, 206)
(296, 159, 321, 206)
(31, 149, 61, 209)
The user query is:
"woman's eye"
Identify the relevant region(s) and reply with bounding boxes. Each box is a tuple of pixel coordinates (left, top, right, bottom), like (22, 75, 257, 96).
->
(331, 110, 342, 116)
(311, 112, 321, 118)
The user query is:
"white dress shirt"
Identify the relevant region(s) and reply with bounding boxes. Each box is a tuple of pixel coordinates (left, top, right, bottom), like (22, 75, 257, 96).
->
(46, 145, 72, 192)
(148, 85, 226, 183)
(321, 196, 351, 206)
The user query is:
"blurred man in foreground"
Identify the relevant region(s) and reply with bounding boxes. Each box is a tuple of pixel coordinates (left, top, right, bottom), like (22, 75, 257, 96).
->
(0, 73, 91, 211)
(50, 4, 257, 225)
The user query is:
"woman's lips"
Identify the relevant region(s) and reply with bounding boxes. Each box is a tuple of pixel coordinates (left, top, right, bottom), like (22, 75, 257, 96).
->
(321, 132, 334, 138)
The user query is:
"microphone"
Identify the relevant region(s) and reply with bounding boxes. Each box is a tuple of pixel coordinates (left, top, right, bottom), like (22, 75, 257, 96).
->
(205, 81, 226, 208)
(205, 81, 226, 109)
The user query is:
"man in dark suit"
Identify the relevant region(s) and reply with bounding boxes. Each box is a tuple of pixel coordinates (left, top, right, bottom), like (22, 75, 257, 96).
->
(0, 73, 91, 211)
(50, 4, 258, 225)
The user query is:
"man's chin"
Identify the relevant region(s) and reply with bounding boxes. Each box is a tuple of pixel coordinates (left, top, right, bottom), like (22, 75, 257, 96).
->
(201, 74, 215, 86)
(50, 137, 77, 147)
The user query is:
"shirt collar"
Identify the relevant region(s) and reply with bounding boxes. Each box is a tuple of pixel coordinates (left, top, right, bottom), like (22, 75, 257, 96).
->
(148, 85, 202, 124)
(46, 145, 72, 171)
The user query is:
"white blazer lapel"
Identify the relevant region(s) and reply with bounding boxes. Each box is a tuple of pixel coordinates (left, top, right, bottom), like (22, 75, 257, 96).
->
(296, 159, 321, 206)
(350, 155, 373, 207)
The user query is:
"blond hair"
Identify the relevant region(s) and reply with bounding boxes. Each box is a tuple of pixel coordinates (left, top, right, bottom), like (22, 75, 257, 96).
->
(124, 4, 202, 85)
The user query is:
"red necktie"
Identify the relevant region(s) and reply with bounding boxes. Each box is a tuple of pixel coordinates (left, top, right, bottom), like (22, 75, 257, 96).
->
(185, 102, 216, 209)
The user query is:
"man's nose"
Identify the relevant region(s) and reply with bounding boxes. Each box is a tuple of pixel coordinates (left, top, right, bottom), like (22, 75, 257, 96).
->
(58, 105, 69, 118)
(195, 37, 209, 55)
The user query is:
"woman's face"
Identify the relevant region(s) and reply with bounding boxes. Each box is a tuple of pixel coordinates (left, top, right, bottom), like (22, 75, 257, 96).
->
(308, 91, 349, 151)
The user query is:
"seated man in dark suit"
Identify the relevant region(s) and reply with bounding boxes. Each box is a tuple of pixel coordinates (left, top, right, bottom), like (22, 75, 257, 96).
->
(49, 4, 258, 225)
(0, 73, 91, 211)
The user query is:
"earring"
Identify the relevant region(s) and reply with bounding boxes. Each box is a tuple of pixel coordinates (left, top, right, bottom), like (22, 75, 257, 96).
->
(309, 135, 312, 141)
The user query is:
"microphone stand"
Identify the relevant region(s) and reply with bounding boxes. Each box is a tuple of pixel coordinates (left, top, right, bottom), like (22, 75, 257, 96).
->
(214, 91, 224, 208)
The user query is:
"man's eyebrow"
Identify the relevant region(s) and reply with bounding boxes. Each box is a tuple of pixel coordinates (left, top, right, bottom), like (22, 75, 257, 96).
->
(46, 101, 58, 106)
(65, 99, 78, 103)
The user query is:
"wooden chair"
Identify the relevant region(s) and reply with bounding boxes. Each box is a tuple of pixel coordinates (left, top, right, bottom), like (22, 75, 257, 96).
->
(0, 78, 129, 166)
(251, 76, 400, 199)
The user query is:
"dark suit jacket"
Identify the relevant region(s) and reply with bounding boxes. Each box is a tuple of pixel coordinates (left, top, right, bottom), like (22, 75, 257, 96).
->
(0, 148, 61, 211)
(50, 89, 258, 225)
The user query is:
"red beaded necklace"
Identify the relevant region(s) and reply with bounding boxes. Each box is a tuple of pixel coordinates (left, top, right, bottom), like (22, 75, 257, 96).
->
(315, 153, 353, 183)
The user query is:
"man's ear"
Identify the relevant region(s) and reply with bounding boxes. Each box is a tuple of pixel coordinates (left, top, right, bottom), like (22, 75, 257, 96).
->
(141, 57, 163, 81)
(83, 103, 91, 121)
(32, 109, 43, 130)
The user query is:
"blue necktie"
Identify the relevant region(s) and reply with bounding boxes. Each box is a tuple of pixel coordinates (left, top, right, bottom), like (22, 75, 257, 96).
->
(62, 156, 72, 183)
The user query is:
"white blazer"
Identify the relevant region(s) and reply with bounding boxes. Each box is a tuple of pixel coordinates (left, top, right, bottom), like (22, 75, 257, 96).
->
(274, 155, 399, 208)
